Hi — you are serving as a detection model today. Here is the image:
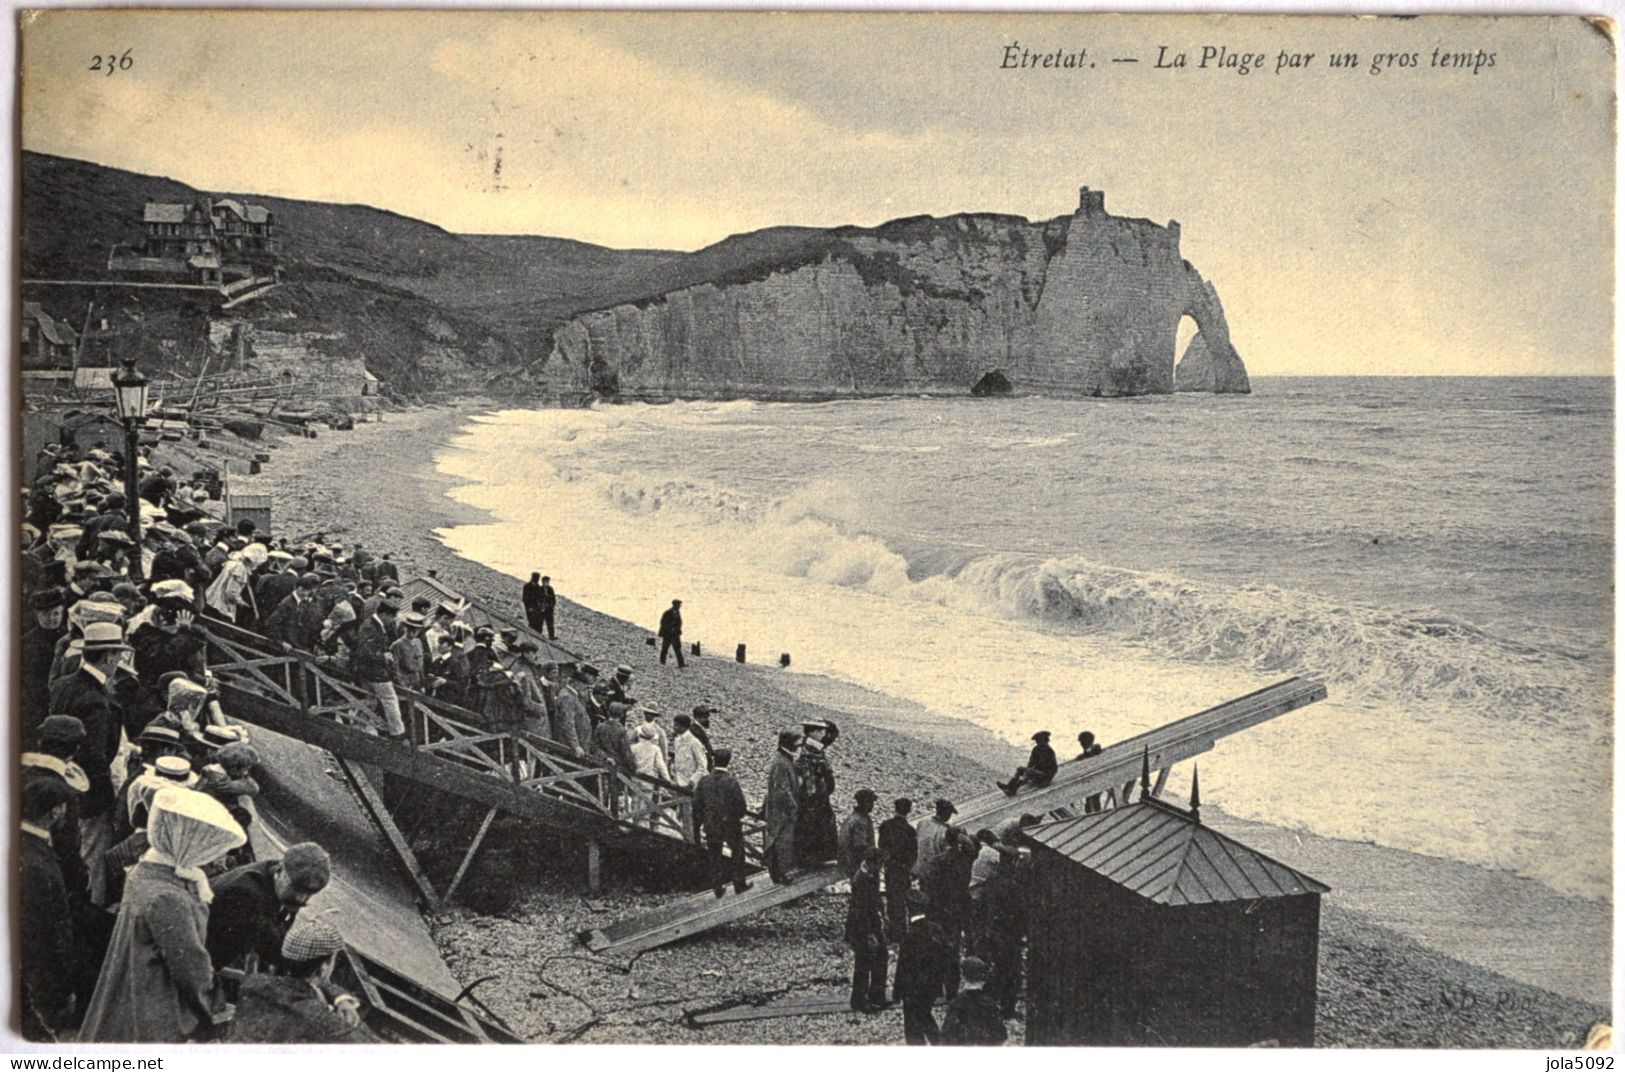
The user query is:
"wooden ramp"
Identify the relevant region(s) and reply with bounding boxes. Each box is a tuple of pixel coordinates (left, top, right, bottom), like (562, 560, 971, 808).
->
(582, 676, 1327, 957)
(198, 616, 757, 908)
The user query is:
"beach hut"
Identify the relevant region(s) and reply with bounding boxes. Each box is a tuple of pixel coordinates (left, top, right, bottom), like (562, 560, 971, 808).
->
(226, 490, 273, 535)
(1021, 768, 1328, 1048)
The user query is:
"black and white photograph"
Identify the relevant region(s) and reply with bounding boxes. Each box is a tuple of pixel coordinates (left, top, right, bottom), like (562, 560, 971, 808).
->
(9, 8, 1616, 1054)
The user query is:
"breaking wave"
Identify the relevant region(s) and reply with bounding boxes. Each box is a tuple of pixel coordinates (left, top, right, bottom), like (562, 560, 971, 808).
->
(576, 468, 1590, 721)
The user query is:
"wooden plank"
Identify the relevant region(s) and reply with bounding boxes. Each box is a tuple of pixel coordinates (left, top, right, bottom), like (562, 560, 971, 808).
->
(589, 677, 1326, 956)
(337, 757, 440, 909)
(442, 807, 499, 907)
(584, 865, 844, 956)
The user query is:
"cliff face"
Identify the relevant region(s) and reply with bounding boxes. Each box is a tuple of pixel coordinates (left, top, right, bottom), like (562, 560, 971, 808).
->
(542, 188, 1249, 399)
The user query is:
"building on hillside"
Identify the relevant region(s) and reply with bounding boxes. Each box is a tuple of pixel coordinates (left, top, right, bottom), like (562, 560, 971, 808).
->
(21, 302, 78, 371)
(1021, 774, 1328, 1047)
(109, 196, 281, 285)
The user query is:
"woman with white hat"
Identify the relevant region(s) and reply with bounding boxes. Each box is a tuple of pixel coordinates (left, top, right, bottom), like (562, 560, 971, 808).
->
(80, 787, 245, 1042)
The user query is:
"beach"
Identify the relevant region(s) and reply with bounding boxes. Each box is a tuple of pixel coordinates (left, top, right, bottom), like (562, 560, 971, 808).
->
(224, 401, 1607, 1047)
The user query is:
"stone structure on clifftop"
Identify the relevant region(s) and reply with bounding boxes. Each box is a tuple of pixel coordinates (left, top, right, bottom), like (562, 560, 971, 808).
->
(542, 187, 1249, 399)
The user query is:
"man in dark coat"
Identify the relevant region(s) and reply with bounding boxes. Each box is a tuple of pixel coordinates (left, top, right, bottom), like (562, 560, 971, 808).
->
(590, 705, 638, 815)
(763, 729, 801, 884)
(521, 572, 547, 633)
(997, 730, 1058, 795)
(657, 599, 685, 667)
(352, 595, 404, 739)
(21, 777, 82, 1040)
(537, 575, 557, 639)
(923, 828, 979, 980)
(264, 574, 327, 651)
(838, 789, 878, 879)
(1077, 730, 1105, 813)
(894, 910, 952, 1045)
(255, 556, 299, 619)
(48, 621, 130, 907)
(878, 797, 918, 935)
(941, 957, 1007, 1045)
(205, 843, 332, 971)
(845, 848, 890, 1013)
(692, 748, 751, 896)
(982, 856, 1029, 1017)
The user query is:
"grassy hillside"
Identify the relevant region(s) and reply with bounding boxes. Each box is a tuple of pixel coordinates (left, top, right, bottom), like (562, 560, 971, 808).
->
(20, 151, 1062, 394)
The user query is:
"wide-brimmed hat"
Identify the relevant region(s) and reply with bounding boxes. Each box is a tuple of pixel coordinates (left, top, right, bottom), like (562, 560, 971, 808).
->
(80, 621, 130, 654)
(150, 579, 194, 604)
(399, 611, 428, 630)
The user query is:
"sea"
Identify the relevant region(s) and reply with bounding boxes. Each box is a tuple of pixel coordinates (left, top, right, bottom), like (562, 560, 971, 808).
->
(433, 377, 1614, 902)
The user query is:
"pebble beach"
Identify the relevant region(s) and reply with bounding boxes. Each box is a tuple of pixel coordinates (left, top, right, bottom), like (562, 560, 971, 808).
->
(202, 400, 1609, 1048)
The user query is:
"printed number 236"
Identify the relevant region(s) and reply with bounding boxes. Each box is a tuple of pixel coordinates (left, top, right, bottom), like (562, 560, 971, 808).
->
(89, 50, 133, 76)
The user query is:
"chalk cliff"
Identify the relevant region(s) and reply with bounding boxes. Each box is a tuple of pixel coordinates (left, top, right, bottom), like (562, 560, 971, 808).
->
(541, 188, 1249, 399)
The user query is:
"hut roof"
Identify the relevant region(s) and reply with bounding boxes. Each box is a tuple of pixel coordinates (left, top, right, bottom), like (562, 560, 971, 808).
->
(1023, 799, 1329, 906)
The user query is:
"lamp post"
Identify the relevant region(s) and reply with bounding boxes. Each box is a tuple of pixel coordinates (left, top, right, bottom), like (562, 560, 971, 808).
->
(111, 356, 149, 582)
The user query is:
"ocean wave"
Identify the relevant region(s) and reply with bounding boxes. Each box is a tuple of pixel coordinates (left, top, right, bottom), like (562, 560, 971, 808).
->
(575, 468, 1591, 720)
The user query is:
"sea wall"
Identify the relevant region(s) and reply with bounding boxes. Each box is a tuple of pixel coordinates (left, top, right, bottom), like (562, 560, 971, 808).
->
(542, 189, 1249, 399)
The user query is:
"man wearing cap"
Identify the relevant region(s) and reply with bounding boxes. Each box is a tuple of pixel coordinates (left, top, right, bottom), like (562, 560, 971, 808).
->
(206, 842, 332, 972)
(48, 620, 131, 906)
(845, 847, 890, 1013)
(693, 748, 751, 897)
(590, 704, 639, 815)
(537, 575, 557, 639)
(352, 590, 406, 740)
(997, 731, 1059, 796)
(941, 956, 1008, 1045)
(1076, 730, 1106, 813)
(21, 776, 83, 1040)
(670, 713, 709, 791)
(254, 551, 299, 617)
(763, 729, 802, 884)
(522, 572, 548, 633)
(657, 599, 686, 667)
(604, 664, 634, 705)
(264, 573, 326, 651)
(839, 789, 880, 879)
(914, 798, 958, 884)
(689, 705, 716, 769)
(549, 664, 590, 755)
(879, 798, 918, 935)
(507, 640, 553, 731)
(390, 611, 432, 692)
(232, 917, 371, 1043)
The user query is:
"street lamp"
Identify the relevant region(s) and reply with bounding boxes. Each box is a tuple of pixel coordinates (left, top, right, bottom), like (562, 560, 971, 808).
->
(111, 356, 149, 581)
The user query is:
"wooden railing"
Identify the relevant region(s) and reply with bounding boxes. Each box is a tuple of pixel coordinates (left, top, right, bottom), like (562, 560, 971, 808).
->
(199, 617, 764, 864)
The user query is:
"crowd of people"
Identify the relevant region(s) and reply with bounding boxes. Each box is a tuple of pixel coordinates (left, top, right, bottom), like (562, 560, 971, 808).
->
(20, 435, 1109, 1046)
(748, 712, 1111, 1044)
(19, 441, 388, 1042)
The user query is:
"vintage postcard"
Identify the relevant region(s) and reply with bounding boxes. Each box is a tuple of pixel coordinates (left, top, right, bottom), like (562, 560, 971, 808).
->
(11, 8, 1614, 1057)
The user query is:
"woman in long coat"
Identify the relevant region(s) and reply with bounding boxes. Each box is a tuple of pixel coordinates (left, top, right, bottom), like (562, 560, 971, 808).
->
(80, 786, 246, 1042)
(794, 720, 840, 866)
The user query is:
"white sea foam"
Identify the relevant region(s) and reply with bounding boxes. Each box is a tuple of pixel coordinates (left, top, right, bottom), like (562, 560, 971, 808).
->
(433, 391, 1613, 900)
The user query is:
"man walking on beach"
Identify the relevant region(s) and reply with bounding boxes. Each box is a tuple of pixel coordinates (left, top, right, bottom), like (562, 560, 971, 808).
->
(538, 576, 557, 640)
(522, 573, 547, 634)
(658, 599, 685, 667)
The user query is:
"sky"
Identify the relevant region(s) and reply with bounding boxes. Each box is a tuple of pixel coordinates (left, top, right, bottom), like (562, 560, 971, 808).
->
(18, 10, 1616, 376)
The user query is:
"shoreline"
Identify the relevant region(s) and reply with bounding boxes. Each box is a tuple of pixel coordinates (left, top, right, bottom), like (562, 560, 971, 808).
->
(236, 400, 1607, 1044)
